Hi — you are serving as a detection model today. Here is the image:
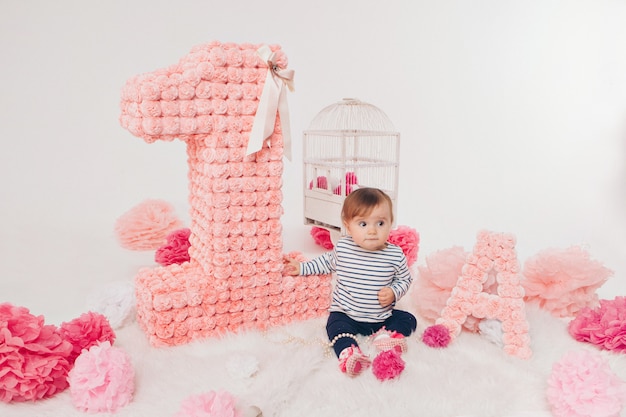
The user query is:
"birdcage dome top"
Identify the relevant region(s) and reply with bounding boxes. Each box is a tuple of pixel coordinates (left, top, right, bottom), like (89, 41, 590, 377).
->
(307, 98, 397, 132)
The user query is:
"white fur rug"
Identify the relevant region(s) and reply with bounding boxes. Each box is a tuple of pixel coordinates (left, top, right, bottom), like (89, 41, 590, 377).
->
(2, 305, 625, 417)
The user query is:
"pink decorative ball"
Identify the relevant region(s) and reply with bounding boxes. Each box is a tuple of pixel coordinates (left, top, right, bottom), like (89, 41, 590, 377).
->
(372, 349, 405, 381)
(422, 324, 451, 348)
(68, 341, 134, 413)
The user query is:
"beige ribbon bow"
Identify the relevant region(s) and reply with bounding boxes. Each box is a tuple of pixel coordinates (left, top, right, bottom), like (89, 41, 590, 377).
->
(247, 45, 295, 160)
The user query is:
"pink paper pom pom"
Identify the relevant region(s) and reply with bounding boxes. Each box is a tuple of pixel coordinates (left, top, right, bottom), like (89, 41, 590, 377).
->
(412, 246, 470, 325)
(174, 390, 242, 417)
(0, 303, 72, 402)
(372, 349, 405, 381)
(422, 324, 452, 348)
(155, 227, 192, 266)
(68, 341, 134, 413)
(310, 226, 334, 250)
(568, 296, 626, 353)
(388, 225, 420, 267)
(547, 350, 626, 417)
(523, 246, 613, 317)
(114, 199, 183, 251)
(59, 311, 116, 364)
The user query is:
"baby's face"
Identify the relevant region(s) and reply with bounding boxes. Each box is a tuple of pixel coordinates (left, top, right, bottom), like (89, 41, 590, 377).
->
(343, 203, 392, 251)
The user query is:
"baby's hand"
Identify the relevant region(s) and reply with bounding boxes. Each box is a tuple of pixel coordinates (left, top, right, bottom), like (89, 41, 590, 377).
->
(378, 287, 395, 307)
(282, 256, 301, 276)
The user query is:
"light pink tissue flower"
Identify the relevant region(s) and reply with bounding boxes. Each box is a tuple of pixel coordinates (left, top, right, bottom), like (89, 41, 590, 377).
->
(523, 246, 613, 318)
(547, 350, 626, 417)
(0, 303, 72, 402)
(59, 311, 116, 364)
(114, 199, 183, 251)
(568, 296, 626, 352)
(68, 341, 134, 413)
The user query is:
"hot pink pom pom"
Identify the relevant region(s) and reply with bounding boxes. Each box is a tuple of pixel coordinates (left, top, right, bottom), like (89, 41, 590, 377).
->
(372, 349, 405, 381)
(114, 199, 183, 251)
(568, 296, 626, 353)
(155, 227, 192, 266)
(547, 350, 626, 417)
(0, 303, 72, 402)
(310, 226, 334, 250)
(59, 311, 116, 364)
(174, 390, 242, 417)
(388, 225, 420, 267)
(422, 324, 452, 348)
(68, 341, 134, 413)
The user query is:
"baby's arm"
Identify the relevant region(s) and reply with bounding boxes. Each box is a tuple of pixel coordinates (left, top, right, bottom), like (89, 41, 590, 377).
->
(378, 287, 396, 307)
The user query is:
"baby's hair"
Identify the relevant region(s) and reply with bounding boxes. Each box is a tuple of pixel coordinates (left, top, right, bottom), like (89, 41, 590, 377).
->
(341, 187, 393, 224)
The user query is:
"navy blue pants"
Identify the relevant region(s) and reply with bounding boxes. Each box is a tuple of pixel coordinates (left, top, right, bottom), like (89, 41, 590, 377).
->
(326, 310, 417, 357)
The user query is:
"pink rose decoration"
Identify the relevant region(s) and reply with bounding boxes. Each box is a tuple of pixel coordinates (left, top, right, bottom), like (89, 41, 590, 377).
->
(68, 341, 135, 413)
(114, 199, 183, 251)
(388, 225, 420, 267)
(430, 231, 531, 358)
(0, 303, 72, 402)
(568, 296, 626, 352)
(155, 228, 192, 266)
(59, 311, 116, 364)
(547, 350, 626, 417)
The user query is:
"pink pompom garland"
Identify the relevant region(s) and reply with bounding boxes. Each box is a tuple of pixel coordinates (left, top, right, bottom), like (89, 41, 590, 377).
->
(0, 303, 73, 402)
(68, 341, 135, 413)
(59, 311, 116, 364)
(547, 350, 626, 417)
(568, 296, 626, 353)
(155, 227, 192, 266)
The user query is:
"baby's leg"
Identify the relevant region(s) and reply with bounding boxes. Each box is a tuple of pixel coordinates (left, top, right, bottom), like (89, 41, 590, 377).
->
(383, 309, 417, 336)
(326, 312, 371, 377)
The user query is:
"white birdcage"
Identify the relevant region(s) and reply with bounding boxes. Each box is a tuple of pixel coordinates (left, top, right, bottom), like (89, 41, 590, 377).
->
(303, 98, 400, 235)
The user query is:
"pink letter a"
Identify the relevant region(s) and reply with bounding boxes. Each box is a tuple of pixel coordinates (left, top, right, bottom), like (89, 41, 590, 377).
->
(436, 230, 532, 359)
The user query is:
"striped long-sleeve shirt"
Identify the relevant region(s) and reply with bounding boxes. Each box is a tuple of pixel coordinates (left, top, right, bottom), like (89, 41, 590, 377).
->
(300, 236, 412, 323)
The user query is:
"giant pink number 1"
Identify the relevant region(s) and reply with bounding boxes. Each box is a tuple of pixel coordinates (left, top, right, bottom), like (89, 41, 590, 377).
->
(119, 41, 331, 346)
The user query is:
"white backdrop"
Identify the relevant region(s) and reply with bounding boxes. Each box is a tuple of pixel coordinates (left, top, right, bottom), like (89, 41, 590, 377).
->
(1, 0, 625, 324)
